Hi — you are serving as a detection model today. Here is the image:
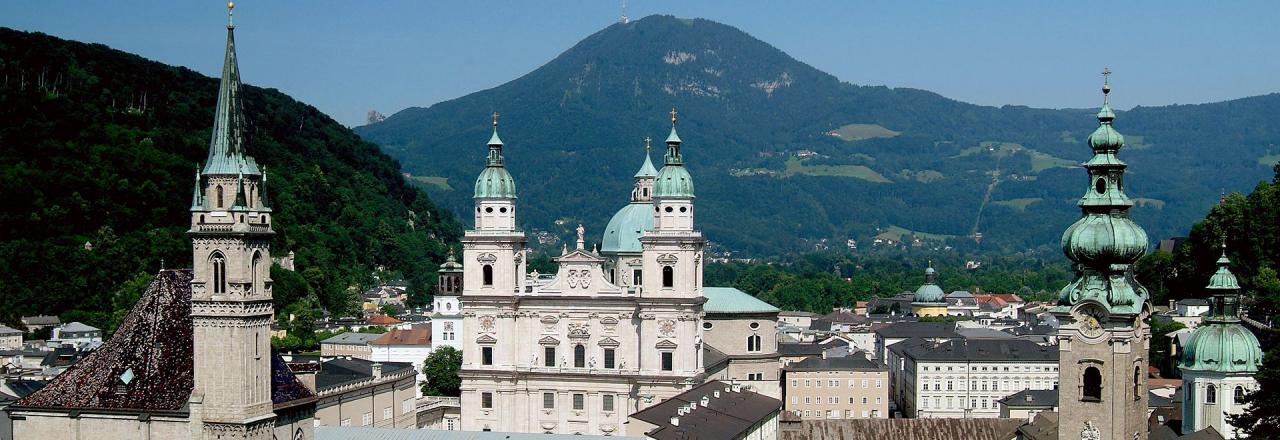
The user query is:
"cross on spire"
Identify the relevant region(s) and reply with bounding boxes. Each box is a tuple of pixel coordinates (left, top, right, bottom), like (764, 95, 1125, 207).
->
(670, 107, 678, 126)
(492, 111, 500, 128)
(227, 1, 235, 28)
(645, 136, 652, 153)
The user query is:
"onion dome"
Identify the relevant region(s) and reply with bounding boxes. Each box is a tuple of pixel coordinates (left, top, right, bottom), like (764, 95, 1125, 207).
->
(474, 113, 517, 199)
(1056, 69, 1150, 315)
(654, 108, 695, 198)
(438, 249, 463, 274)
(913, 264, 945, 304)
(1180, 241, 1264, 373)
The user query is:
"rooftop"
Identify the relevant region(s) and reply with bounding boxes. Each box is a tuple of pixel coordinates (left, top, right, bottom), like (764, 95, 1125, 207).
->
(320, 332, 383, 346)
(997, 388, 1057, 408)
(631, 380, 782, 440)
(873, 322, 962, 339)
(782, 418, 1025, 440)
(369, 327, 431, 346)
(56, 321, 101, 333)
(0, 325, 21, 335)
(892, 338, 1057, 362)
(20, 316, 60, 326)
(316, 427, 633, 440)
(784, 354, 883, 372)
(367, 315, 403, 325)
(703, 287, 781, 314)
(315, 357, 413, 392)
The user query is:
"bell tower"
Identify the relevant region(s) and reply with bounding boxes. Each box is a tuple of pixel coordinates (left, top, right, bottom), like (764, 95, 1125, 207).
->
(1053, 70, 1150, 440)
(641, 109, 703, 299)
(187, 3, 277, 438)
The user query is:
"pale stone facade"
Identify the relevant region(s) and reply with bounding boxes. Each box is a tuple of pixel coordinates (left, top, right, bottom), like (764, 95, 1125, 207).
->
(890, 339, 1058, 419)
(312, 360, 417, 429)
(783, 357, 888, 420)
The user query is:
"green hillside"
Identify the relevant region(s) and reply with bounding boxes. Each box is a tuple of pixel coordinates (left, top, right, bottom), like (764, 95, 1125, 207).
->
(0, 28, 462, 330)
(356, 15, 1280, 257)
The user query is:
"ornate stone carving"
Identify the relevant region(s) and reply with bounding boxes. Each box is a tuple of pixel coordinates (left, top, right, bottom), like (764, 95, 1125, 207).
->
(658, 319, 676, 336)
(540, 315, 560, 324)
(514, 252, 523, 265)
(566, 269, 592, 289)
(568, 323, 590, 339)
(478, 315, 496, 332)
(1080, 421, 1100, 440)
(600, 316, 618, 325)
(476, 253, 498, 264)
(657, 254, 678, 265)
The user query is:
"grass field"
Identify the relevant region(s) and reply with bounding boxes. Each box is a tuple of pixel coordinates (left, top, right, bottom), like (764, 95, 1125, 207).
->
(1028, 151, 1077, 172)
(992, 198, 1042, 211)
(1258, 153, 1280, 166)
(406, 175, 453, 191)
(1133, 198, 1166, 209)
(830, 123, 900, 141)
(876, 225, 957, 242)
(784, 157, 891, 183)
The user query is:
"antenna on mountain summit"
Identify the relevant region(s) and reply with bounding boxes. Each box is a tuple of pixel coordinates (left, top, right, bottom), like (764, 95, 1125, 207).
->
(620, 0, 629, 24)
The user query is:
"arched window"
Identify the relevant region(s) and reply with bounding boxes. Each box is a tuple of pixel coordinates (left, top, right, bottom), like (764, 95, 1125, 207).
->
(574, 344, 585, 368)
(662, 266, 674, 288)
(1133, 366, 1141, 401)
(250, 251, 262, 295)
(210, 252, 227, 294)
(1082, 367, 1102, 401)
(216, 185, 224, 208)
(1206, 384, 1217, 404)
(482, 265, 494, 286)
(1234, 386, 1245, 403)
(747, 334, 761, 352)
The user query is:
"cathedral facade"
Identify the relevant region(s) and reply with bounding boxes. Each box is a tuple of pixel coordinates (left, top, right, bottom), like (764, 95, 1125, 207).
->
(457, 114, 707, 436)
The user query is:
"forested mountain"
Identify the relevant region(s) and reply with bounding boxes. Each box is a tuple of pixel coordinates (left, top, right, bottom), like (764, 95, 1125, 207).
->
(0, 28, 462, 332)
(357, 15, 1280, 257)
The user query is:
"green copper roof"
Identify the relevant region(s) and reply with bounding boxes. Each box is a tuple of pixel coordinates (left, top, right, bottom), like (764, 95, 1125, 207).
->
(913, 266, 945, 304)
(665, 125, 682, 144)
(601, 202, 653, 253)
(635, 151, 658, 178)
(1056, 73, 1150, 316)
(1207, 253, 1240, 290)
(1179, 322, 1263, 373)
(438, 251, 463, 273)
(704, 287, 781, 314)
(202, 22, 260, 176)
(474, 125, 516, 199)
(654, 165, 695, 198)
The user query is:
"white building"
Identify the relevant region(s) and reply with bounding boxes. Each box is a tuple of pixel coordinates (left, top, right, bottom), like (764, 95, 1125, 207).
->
(431, 252, 465, 353)
(887, 338, 1058, 418)
(48, 322, 101, 348)
(369, 327, 433, 397)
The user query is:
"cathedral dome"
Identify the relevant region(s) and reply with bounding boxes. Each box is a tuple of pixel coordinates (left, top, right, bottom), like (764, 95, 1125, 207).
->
(601, 202, 653, 253)
(653, 165, 695, 198)
(474, 166, 516, 199)
(1180, 323, 1264, 373)
(1060, 213, 1148, 266)
(912, 266, 945, 304)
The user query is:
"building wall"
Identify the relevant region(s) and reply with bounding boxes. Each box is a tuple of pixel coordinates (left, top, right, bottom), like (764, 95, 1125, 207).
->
(898, 358, 1058, 418)
(704, 315, 777, 357)
(1181, 372, 1258, 439)
(314, 373, 417, 429)
(0, 335, 20, 351)
(9, 411, 190, 440)
(999, 405, 1054, 422)
(783, 369, 888, 420)
(369, 344, 432, 397)
(320, 343, 371, 360)
(1055, 312, 1148, 440)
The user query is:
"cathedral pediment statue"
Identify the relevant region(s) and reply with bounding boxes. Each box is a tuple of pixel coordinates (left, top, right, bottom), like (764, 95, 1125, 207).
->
(535, 240, 624, 296)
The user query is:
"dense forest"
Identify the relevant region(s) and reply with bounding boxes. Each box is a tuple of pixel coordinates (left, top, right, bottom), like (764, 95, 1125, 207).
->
(358, 14, 1280, 258)
(0, 28, 462, 334)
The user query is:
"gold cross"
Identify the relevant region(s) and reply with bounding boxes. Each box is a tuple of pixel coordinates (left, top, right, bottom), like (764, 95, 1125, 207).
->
(492, 111, 499, 127)
(1102, 67, 1112, 85)
(644, 136, 652, 152)
(670, 107, 678, 126)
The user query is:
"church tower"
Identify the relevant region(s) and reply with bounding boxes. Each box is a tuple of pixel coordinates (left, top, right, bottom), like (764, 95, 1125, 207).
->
(187, 3, 277, 438)
(431, 251, 465, 352)
(640, 109, 703, 298)
(1179, 241, 1263, 438)
(601, 138, 657, 288)
(1053, 70, 1151, 440)
(910, 263, 947, 317)
(461, 113, 527, 297)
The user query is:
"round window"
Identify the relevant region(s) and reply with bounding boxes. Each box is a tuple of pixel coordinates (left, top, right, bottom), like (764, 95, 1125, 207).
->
(703, 322, 713, 330)
(665, 206, 674, 213)
(1094, 178, 1106, 194)
(499, 207, 507, 213)
(749, 322, 760, 330)
(485, 207, 494, 213)
(679, 206, 687, 213)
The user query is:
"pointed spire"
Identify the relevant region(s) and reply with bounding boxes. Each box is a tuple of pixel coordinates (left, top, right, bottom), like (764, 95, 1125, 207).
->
(664, 107, 683, 165)
(486, 111, 505, 167)
(258, 165, 270, 209)
(191, 165, 203, 209)
(203, 2, 257, 176)
(635, 137, 658, 178)
(232, 172, 248, 209)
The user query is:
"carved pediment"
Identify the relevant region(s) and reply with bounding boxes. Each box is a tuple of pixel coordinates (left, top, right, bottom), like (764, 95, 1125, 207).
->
(540, 315, 559, 324)
(657, 253, 678, 265)
(539, 336, 561, 346)
(568, 323, 590, 339)
(476, 253, 498, 264)
(655, 339, 678, 349)
(600, 316, 619, 325)
(476, 334, 497, 344)
(598, 337, 620, 347)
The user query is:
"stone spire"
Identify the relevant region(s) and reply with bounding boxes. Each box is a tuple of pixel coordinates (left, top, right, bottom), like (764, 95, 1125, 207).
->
(202, 1, 258, 176)
(1057, 69, 1149, 315)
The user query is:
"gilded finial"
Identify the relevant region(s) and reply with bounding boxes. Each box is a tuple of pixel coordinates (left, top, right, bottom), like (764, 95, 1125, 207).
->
(670, 107, 678, 126)
(492, 111, 499, 128)
(1101, 67, 1112, 103)
(228, 2, 235, 27)
(645, 136, 652, 153)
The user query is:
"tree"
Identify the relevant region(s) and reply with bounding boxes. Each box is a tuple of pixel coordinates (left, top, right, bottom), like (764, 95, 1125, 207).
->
(1229, 346, 1280, 438)
(420, 346, 462, 397)
(1148, 319, 1185, 378)
(380, 304, 398, 318)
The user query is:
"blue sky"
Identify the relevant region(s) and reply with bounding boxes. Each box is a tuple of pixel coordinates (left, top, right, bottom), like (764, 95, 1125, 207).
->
(4, 1, 1278, 127)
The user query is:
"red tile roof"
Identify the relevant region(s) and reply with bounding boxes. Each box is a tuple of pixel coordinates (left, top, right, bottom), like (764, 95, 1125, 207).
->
(366, 315, 403, 325)
(369, 327, 431, 346)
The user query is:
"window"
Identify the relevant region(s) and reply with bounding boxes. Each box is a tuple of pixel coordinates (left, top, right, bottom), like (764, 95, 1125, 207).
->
(934, 383, 940, 391)
(805, 397, 811, 404)
(633, 269, 642, 286)
(826, 410, 835, 418)
(403, 399, 413, 414)
(482, 347, 493, 366)
(216, 185, 224, 208)
(1235, 386, 1246, 403)
(792, 379, 798, 387)
(662, 266, 674, 288)
(747, 334, 761, 352)
(703, 321, 713, 330)
(603, 394, 614, 412)
(805, 380, 811, 387)
(362, 412, 373, 426)
(383, 407, 392, 420)
(574, 344, 585, 368)
(862, 379, 868, 388)
(573, 394, 585, 410)
(1133, 366, 1142, 401)
(846, 410, 853, 418)
(749, 373, 763, 380)
(661, 352, 673, 371)
(861, 410, 869, 418)
(791, 396, 798, 405)
(604, 348, 616, 369)
(543, 392, 555, 409)
(1206, 384, 1217, 404)
(545, 347, 556, 367)
(210, 252, 227, 294)
(947, 381, 953, 391)
(482, 392, 493, 409)
(341, 418, 351, 427)
(848, 397, 855, 404)
(862, 397, 868, 404)
(250, 251, 261, 294)
(876, 379, 882, 388)
(482, 265, 494, 286)
(829, 380, 838, 387)
(1082, 367, 1102, 401)
(829, 397, 837, 404)
(848, 379, 855, 388)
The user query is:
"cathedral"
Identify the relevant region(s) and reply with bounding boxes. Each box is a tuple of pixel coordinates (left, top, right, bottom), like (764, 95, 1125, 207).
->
(5, 4, 317, 439)
(456, 112, 709, 435)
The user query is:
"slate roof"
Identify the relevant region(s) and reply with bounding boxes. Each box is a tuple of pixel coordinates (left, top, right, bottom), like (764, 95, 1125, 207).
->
(779, 311, 818, 318)
(57, 322, 100, 333)
(3, 380, 46, 398)
(1015, 411, 1058, 440)
(316, 427, 626, 440)
(781, 418, 1026, 440)
(369, 327, 430, 346)
(778, 341, 843, 357)
(784, 355, 883, 372)
(893, 338, 1057, 362)
(320, 332, 381, 346)
(20, 316, 60, 326)
(873, 322, 962, 339)
(703, 287, 781, 314)
(0, 325, 21, 336)
(13, 269, 314, 412)
(998, 388, 1057, 408)
(631, 380, 782, 440)
(703, 344, 729, 370)
(314, 358, 413, 392)
(954, 327, 1017, 340)
(271, 350, 316, 407)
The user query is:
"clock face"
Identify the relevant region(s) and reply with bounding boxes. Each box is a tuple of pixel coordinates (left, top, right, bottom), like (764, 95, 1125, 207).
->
(444, 321, 454, 331)
(1078, 306, 1107, 338)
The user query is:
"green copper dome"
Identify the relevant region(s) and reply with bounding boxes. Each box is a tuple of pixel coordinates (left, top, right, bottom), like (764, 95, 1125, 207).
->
(474, 121, 516, 199)
(601, 203, 653, 253)
(1180, 323, 1263, 373)
(1087, 121, 1125, 150)
(913, 266, 945, 304)
(1208, 253, 1240, 290)
(1061, 214, 1148, 265)
(654, 165, 695, 198)
(635, 151, 658, 178)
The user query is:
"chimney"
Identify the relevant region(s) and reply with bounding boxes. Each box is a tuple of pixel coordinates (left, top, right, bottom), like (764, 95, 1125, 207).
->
(371, 362, 382, 379)
(713, 390, 721, 399)
(670, 416, 679, 426)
